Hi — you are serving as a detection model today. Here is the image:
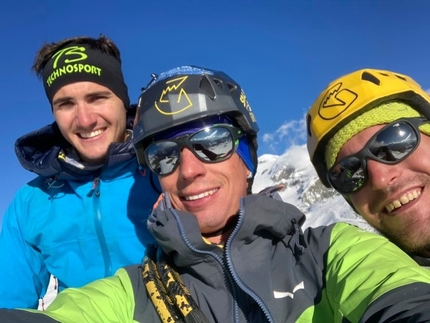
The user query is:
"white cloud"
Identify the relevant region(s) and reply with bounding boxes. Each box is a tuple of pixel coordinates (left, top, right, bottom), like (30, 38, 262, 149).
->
(262, 133, 274, 143)
(261, 114, 307, 155)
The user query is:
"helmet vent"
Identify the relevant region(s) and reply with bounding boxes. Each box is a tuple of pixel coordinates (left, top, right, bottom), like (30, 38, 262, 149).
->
(227, 82, 238, 94)
(200, 75, 216, 99)
(361, 71, 380, 86)
(212, 77, 224, 89)
(395, 74, 407, 81)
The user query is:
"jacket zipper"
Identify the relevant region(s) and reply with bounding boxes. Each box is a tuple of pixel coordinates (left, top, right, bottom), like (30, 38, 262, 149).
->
(168, 207, 239, 322)
(90, 177, 113, 277)
(168, 202, 273, 323)
(225, 199, 274, 323)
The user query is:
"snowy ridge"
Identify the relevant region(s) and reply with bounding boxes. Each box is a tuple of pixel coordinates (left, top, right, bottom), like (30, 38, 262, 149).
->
(253, 144, 374, 232)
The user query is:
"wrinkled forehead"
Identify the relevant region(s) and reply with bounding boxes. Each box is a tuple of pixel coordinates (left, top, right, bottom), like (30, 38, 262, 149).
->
(156, 115, 234, 141)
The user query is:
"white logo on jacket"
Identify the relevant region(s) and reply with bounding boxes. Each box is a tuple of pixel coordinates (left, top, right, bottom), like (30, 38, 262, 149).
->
(273, 281, 304, 299)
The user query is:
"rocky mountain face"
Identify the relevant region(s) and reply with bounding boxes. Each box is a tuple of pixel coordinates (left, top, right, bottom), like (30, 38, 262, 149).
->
(253, 147, 373, 231)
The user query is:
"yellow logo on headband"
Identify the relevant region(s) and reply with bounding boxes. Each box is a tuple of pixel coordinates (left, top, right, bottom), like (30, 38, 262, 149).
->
(318, 82, 358, 120)
(51, 46, 87, 68)
(155, 76, 193, 115)
(45, 46, 102, 87)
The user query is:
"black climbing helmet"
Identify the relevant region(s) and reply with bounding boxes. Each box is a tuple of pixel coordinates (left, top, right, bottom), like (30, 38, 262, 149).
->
(133, 65, 259, 175)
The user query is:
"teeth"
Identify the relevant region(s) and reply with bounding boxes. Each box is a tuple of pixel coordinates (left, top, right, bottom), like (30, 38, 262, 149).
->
(80, 129, 103, 139)
(185, 188, 218, 201)
(385, 190, 421, 213)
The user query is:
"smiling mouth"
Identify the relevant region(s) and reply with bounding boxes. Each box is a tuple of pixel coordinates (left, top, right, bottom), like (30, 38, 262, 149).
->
(184, 188, 218, 201)
(385, 189, 421, 213)
(79, 129, 104, 139)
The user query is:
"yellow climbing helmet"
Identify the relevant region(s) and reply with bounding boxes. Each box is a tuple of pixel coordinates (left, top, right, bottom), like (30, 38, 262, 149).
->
(306, 68, 430, 187)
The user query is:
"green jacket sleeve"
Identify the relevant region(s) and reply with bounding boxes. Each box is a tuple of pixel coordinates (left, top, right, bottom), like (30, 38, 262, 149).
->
(16, 268, 137, 323)
(324, 223, 430, 322)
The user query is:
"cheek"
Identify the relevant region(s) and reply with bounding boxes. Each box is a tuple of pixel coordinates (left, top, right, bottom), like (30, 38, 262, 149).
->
(349, 190, 369, 213)
(114, 109, 127, 126)
(412, 135, 430, 167)
(53, 114, 73, 139)
(233, 160, 250, 191)
(54, 111, 71, 127)
(108, 101, 126, 120)
(158, 176, 174, 192)
(411, 148, 430, 171)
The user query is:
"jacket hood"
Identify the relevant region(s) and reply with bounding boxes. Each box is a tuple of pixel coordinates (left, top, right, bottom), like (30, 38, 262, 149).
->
(147, 192, 306, 267)
(15, 121, 137, 180)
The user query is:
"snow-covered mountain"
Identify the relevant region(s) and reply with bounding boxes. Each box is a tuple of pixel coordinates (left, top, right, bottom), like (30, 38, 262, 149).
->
(253, 144, 374, 231)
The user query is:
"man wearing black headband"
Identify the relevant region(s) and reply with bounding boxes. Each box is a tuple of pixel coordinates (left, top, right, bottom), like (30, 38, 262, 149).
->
(307, 68, 430, 266)
(0, 35, 159, 309)
(5, 66, 430, 322)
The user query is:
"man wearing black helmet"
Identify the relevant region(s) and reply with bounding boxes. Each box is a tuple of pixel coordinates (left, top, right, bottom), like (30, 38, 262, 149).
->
(4, 66, 430, 322)
(307, 68, 430, 265)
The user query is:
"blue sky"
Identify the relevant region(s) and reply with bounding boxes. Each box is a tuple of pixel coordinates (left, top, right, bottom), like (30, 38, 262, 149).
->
(2, 0, 430, 220)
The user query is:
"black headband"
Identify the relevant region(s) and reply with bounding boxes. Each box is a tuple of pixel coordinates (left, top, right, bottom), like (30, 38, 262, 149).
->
(42, 43, 130, 109)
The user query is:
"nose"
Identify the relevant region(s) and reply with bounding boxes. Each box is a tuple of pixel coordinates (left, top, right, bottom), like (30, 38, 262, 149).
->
(366, 159, 402, 190)
(177, 148, 206, 180)
(75, 102, 97, 128)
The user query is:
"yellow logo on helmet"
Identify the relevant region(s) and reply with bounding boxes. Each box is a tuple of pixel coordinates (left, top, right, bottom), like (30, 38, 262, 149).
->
(155, 76, 193, 115)
(239, 90, 257, 123)
(318, 82, 358, 120)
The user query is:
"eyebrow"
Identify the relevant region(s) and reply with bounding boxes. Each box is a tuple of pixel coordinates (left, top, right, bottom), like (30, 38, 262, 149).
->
(52, 90, 113, 106)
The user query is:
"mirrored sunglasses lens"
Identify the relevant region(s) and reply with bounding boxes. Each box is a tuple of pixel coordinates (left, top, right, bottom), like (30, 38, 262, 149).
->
(369, 122, 418, 162)
(190, 127, 234, 161)
(147, 141, 180, 175)
(329, 156, 365, 194)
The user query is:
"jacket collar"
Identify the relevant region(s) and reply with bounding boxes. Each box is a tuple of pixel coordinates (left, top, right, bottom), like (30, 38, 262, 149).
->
(14, 122, 135, 180)
(148, 191, 306, 267)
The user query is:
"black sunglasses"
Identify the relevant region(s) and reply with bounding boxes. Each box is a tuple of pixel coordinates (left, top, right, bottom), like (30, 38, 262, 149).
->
(144, 124, 245, 176)
(327, 117, 428, 194)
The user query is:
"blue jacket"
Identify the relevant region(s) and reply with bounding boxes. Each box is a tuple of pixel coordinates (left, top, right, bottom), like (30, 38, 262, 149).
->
(0, 121, 160, 309)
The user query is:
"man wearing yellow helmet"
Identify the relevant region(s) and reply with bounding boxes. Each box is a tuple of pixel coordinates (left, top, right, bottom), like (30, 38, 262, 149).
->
(307, 68, 430, 263)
